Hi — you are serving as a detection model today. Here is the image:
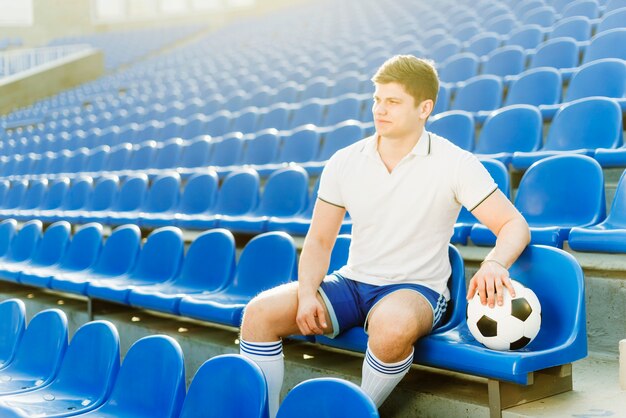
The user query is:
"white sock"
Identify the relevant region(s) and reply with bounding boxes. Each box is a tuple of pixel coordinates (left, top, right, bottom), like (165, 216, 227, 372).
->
(239, 339, 284, 418)
(360, 345, 414, 408)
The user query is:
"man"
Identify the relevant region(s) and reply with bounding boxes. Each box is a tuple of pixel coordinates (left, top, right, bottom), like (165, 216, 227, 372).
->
(240, 55, 530, 416)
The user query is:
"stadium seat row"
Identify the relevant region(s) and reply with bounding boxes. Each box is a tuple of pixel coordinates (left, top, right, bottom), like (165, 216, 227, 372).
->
(0, 299, 375, 417)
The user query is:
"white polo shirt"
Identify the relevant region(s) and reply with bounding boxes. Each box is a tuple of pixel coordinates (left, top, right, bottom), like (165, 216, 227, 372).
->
(318, 130, 497, 299)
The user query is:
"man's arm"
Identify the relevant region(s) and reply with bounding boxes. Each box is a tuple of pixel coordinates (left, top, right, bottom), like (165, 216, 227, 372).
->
(296, 198, 345, 335)
(467, 190, 530, 307)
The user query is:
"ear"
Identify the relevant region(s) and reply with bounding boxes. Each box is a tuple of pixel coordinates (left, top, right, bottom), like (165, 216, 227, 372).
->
(419, 99, 434, 119)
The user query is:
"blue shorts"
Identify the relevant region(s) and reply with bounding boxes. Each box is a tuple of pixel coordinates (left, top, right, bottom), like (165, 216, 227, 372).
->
(318, 273, 449, 338)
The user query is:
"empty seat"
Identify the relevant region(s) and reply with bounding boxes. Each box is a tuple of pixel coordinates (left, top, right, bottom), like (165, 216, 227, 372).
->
(289, 100, 325, 129)
(254, 126, 321, 176)
(596, 7, 626, 34)
(429, 38, 462, 63)
(0, 299, 25, 369)
(562, 58, 626, 106)
(87, 227, 184, 305)
(504, 67, 562, 108)
(471, 155, 605, 247)
(69, 175, 119, 224)
(511, 97, 623, 169)
(219, 167, 309, 234)
(0, 220, 42, 282)
(465, 32, 502, 57)
(474, 104, 543, 165)
(128, 229, 236, 314)
(583, 28, 626, 63)
(277, 378, 378, 418)
(529, 38, 580, 77)
(561, 0, 599, 18)
(548, 16, 592, 41)
(439, 53, 480, 83)
(38, 176, 94, 223)
(179, 354, 269, 418)
(451, 75, 503, 120)
(300, 121, 364, 175)
(432, 84, 451, 115)
(75, 335, 185, 418)
(179, 231, 297, 326)
(0, 181, 28, 216)
(207, 133, 244, 168)
(257, 104, 291, 131)
(0, 309, 67, 395)
(50, 224, 141, 295)
(267, 178, 321, 236)
(504, 24, 544, 49)
(10, 179, 48, 221)
(482, 46, 526, 77)
(523, 6, 557, 27)
(0, 320, 120, 416)
(324, 95, 363, 126)
(85, 174, 148, 224)
(427, 110, 475, 151)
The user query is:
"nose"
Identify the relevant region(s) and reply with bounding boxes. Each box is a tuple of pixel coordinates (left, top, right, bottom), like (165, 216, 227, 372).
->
(373, 101, 386, 116)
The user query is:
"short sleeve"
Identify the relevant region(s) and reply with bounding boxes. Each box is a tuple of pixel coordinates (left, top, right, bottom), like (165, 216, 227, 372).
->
(317, 153, 345, 208)
(454, 153, 498, 211)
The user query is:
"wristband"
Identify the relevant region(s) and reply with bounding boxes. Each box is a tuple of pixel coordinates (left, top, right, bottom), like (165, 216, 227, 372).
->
(480, 258, 508, 269)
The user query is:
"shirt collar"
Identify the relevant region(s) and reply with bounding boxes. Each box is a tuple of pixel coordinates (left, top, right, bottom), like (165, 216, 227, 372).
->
(361, 129, 431, 158)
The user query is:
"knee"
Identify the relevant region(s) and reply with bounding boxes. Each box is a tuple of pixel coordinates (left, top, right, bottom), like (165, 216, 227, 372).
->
(368, 315, 420, 354)
(241, 294, 273, 333)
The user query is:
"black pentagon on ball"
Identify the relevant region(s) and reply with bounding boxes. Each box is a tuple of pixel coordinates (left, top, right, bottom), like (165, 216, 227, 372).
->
(511, 298, 533, 321)
(510, 336, 532, 350)
(477, 315, 498, 337)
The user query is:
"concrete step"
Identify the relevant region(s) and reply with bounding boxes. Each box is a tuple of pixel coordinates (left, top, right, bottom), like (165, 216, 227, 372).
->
(0, 284, 623, 418)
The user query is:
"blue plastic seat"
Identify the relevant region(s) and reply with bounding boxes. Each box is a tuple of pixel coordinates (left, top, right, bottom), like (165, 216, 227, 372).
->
(511, 97, 623, 169)
(38, 176, 94, 223)
(529, 38, 580, 79)
(300, 121, 364, 175)
(157, 117, 185, 140)
(231, 107, 260, 135)
(267, 177, 321, 236)
(433, 84, 451, 116)
(253, 126, 321, 176)
(179, 354, 269, 418)
(0, 221, 71, 284)
(0, 220, 42, 282)
(482, 46, 526, 77)
(300, 77, 332, 100)
(485, 14, 518, 35)
(605, 0, 626, 13)
(472, 155, 605, 247)
(0, 309, 67, 395)
(324, 95, 362, 126)
(331, 73, 364, 97)
(177, 169, 259, 230)
(207, 133, 244, 168)
(289, 100, 325, 129)
(568, 169, 626, 253)
(71, 175, 119, 224)
(277, 378, 378, 418)
(523, 6, 557, 27)
(228, 130, 281, 175)
(562, 0, 599, 18)
(257, 104, 292, 131)
(596, 7, 626, 34)
(465, 32, 502, 57)
(274, 83, 301, 104)
(179, 231, 297, 326)
(102, 143, 133, 173)
(176, 136, 212, 176)
(181, 114, 209, 138)
(87, 174, 147, 224)
(0, 299, 25, 369)
(413, 245, 587, 385)
(429, 39, 462, 63)
(129, 228, 235, 314)
(474, 104, 543, 165)
(60, 148, 89, 176)
(548, 16, 592, 41)
(439, 53, 480, 83)
(513, 0, 546, 18)
(219, 167, 309, 234)
(451, 75, 503, 121)
(75, 335, 185, 418)
(0, 219, 17, 258)
(451, 159, 511, 244)
(87, 227, 184, 305)
(0, 320, 120, 416)
(20, 223, 103, 288)
(562, 58, 626, 107)
(0, 181, 28, 216)
(427, 110, 475, 151)
(50, 224, 141, 295)
(583, 28, 626, 63)
(316, 242, 465, 355)
(10, 179, 48, 221)
(504, 67, 562, 109)
(206, 111, 233, 137)
(109, 173, 180, 226)
(117, 141, 157, 175)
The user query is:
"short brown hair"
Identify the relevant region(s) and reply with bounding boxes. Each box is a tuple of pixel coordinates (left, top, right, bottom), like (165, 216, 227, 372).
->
(372, 55, 439, 106)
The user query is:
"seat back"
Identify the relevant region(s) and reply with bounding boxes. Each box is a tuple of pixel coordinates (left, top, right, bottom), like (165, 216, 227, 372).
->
(452, 76, 503, 112)
(59, 223, 103, 271)
(88, 176, 118, 212)
(39, 178, 70, 210)
(175, 229, 235, 291)
(439, 53, 479, 83)
(144, 174, 180, 213)
(466, 32, 502, 56)
(475, 105, 543, 154)
(154, 138, 183, 169)
(30, 221, 71, 266)
(257, 167, 309, 217)
(279, 126, 320, 163)
(290, 100, 325, 128)
(215, 169, 260, 216)
(597, 7, 626, 34)
(515, 155, 605, 227)
(64, 148, 89, 174)
(0, 219, 17, 257)
(179, 354, 269, 418)
(130, 227, 184, 283)
(483, 46, 525, 77)
(583, 28, 626, 63)
(544, 97, 622, 151)
(209, 133, 244, 167)
(564, 58, 626, 102)
(602, 169, 626, 228)
(128, 141, 157, 171)
(104, 143, 133, 171)
(229, 232, 296, 297)
(242, 130, 280, 165)
(179, 136, 212, 169)
(504, 67, 562, 106)
(2, 181, 28, 210)
(0, 181, 10, 206)
(178, 172, 218, 215)
(428, 111, 475, 151)
(258, 104, 291, 131)
(21, 179, 48, 210)
(325, 95, 362, 126)
(206, 111, 233, 136)
(4, 309, 68, 386)
(94, 335, 185, 418)
(4, 220, 42, 263)
(530, 37, 580, 69)
(562, 0, 599, 19)
(47, 320, 120, 404)
(92, 224, 141, 276)
(523, 6, 557, 27)
(61, 177, 93, 211)
(0, 299, 25, 367)
(85, 145, 110, 172)
(317, 121, 364, 161)
(112, 175, 148, 212)
(549, 16, 592, 41)
(277, 378, 378, 418)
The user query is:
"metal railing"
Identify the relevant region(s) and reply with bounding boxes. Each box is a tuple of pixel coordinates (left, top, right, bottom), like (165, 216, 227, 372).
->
(0, 44, 92, 78)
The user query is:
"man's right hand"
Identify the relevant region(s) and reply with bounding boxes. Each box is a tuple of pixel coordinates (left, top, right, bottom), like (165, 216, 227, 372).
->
(296, 294, 328, 335)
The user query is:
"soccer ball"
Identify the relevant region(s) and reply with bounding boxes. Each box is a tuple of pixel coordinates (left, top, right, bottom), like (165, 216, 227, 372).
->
(466, 279, 541, 351)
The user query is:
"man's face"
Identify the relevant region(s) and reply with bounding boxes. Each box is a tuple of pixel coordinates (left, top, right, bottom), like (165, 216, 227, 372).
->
(372, 82, 430, 139)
